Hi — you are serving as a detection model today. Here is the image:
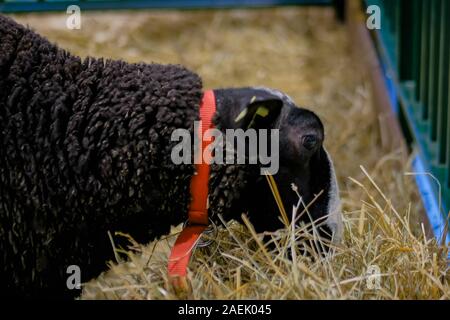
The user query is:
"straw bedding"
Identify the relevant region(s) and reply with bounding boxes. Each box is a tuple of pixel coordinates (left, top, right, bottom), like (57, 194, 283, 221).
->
(10, 7, 449, 299)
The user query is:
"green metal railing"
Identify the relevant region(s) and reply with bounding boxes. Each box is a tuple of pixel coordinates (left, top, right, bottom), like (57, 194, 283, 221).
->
(366, 0, 450, 241)
(0, 0, 336, 13)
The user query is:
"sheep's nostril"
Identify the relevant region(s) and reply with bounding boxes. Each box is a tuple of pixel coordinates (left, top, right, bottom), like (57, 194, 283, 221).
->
(302, 135, 318, 151)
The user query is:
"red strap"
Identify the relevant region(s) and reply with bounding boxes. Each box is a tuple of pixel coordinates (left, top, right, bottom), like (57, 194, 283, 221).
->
(167, 90, 216, 288)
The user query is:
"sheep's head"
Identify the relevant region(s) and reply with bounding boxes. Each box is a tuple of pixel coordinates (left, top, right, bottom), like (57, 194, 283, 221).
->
(213, 87, 343, 246)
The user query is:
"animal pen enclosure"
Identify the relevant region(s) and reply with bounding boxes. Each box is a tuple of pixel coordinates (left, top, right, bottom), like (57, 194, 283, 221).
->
(366, 0, 450, 248)
(0, 0, 449, 299)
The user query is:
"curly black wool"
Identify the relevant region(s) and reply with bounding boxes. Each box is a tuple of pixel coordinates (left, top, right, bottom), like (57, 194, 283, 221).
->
(0, 15, 203, 297)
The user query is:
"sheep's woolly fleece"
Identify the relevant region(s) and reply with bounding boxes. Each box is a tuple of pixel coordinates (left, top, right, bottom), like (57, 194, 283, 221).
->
(0, 14, 203, 296)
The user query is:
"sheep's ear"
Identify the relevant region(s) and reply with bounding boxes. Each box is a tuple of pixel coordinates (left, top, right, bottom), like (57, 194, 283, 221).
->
(234, 96, 283, 129)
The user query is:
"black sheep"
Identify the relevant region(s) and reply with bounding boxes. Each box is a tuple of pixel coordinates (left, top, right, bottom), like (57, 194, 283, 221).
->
(0, 15, 342, 298)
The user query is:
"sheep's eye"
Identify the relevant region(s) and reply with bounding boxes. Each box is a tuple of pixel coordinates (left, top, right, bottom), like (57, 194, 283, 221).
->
(301, 135, 318, 151)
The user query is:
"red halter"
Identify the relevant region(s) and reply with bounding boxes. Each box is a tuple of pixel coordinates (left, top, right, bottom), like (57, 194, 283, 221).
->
(167, 90, 216, 289)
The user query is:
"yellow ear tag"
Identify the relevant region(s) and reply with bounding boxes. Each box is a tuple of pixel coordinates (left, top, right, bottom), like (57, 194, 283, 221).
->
(234, 96, 257, 123)
(255, 105, 269, 118)
(234, 108, 248, 123)
(247, 105, 269, 128)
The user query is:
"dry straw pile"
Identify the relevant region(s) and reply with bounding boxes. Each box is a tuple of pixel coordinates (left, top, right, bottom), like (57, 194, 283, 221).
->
(12, 7, 449, 299)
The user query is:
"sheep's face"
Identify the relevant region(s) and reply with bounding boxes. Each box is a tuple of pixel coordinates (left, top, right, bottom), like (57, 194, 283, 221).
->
(214, 87, 343, 245)
(276, 106, 343, 245)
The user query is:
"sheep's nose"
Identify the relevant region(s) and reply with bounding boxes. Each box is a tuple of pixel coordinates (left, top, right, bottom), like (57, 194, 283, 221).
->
(302, 135, 319, 151)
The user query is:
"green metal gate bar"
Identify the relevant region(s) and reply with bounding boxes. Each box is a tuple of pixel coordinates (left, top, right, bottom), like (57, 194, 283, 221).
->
(366, 0, 450, 238)
(0, 0, 334, 13)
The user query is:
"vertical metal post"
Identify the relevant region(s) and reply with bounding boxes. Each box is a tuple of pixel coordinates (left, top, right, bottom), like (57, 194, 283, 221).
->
(437, 0, 450, 165)
(428, 0, 441, 142)
(420, 0, 431, 120)
(412, 0, 423, 102)
(399, 0, 413, 81)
